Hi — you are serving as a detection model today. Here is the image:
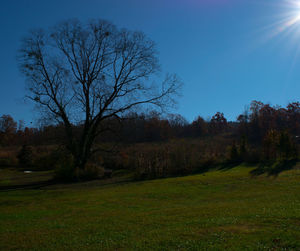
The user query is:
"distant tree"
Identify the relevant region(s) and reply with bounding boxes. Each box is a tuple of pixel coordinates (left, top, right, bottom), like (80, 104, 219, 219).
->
(262, 129, 298, 162)
(210, 112, 227, 134)
(274, 107, 288, 132)
(277, 131, 297, 160)
(248, 101, 264, 143)
(287, 102, 300, 135)
(237, 108, 249, 138)
(0, 115, 17, 146)
(167, 113, 188, 127)
(18, 120, 25, 132)
(0, 115, 17, 134)
(228, 141, 240, 163)
(167, 113, 188, 138)
(18, 19, 182, 176)
(239, 135, 248, 161)
(144, 113, 172, 141)
(118, 112, 146, 143)
(190, 116, 207, 137)
(262, 129, 278, 161)
(17, 144, 34, 169)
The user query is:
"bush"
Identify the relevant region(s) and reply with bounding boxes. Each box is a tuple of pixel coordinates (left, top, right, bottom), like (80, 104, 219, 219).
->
(198, 154, 218, 171)
(54, 155, 105, 182)
(75, 163, 105, 181)
(0, 156, 18, 167)
(169, 144, 195, 176)
(33, 149, 63, 171)
(261, 130, 298, 163)
(17, 145, 34, 169)
(131, 141, 203, 180)
(54, 154, 75, 182)
(227, 142, 241, 164)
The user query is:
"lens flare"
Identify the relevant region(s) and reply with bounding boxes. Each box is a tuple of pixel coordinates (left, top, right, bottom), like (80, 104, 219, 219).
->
(256, 0, 300, 92)
(256, 0, 300, 48)
(276, 0, 300, 34)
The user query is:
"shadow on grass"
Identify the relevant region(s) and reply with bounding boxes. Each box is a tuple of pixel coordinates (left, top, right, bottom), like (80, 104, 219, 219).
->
(0, 169, 134, 192)
(195, 161, 257, 175)
(2, 159, 298, 191)
(250, 159, 298, 177)
(195, 165, 215, 174)
(218, 161, 242, 171)
(0, 179, 57, 191)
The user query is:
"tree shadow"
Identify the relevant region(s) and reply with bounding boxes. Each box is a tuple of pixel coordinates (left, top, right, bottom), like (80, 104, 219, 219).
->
(218, 161, 242, 171)
(250, 159, 298, 177)
(0, 170, 133, 192)
(197, 161, 256, 174)
(0, 180, 57, 192)
(268, 159, 298, 177)
(195, 165, 215, 174)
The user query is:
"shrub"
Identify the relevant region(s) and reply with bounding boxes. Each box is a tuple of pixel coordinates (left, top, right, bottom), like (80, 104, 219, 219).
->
(198, 153, 218, 172)
(277, 131, 298, 160)
(227, 142, 240, 164)
(54, 154, 75, 182)
(131, 141, 203, 180)
(33, 148, 64, 171)
(17, 145, 34, 169)
(75, 163, 105, 181)
(169, 144, 193, 176)
(0, 152, 18, 167)
(261, 130, 298, 163)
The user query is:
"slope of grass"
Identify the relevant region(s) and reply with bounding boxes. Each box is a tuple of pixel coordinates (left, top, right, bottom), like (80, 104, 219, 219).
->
(1, 164, 300, 250)
(0, 168, 53, 187)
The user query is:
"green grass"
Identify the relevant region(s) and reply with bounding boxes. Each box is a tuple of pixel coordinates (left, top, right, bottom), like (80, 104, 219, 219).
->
(0, 168, 53, 187)
(1, 164, 300, 250)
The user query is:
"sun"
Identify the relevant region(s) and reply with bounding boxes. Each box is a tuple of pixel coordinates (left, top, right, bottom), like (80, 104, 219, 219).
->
(252, 0, 300, 67)
(260, 0, 300, 42)
(286, 0, 300, 25)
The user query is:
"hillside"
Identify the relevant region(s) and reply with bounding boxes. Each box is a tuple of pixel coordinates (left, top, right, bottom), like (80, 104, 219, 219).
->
(1, 164, 300, 250)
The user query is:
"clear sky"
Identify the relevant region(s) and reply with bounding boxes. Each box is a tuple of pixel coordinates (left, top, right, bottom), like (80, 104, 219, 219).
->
(1, 0, 300, 125)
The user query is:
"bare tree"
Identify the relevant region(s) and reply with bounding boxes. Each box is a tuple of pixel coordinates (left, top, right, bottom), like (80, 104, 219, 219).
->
(18, 19, 182, 173)
(0, 115, 17, 134)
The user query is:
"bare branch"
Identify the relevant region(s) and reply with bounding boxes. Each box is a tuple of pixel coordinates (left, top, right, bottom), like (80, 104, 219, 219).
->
(18, 19, 182, 170)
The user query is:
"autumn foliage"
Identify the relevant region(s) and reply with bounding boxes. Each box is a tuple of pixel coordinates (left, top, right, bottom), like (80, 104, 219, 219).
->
(0, 100, 299, 180)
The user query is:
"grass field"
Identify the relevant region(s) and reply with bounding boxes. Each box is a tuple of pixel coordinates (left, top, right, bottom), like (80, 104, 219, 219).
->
(1, 164, 300, 250)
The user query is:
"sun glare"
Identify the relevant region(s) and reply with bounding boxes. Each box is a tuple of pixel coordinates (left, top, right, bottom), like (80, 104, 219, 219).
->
(260, 0, 300, 45)
(296, 7, 300, 22)
(285, 0, 300, 27)
(249, 0, 300, 76)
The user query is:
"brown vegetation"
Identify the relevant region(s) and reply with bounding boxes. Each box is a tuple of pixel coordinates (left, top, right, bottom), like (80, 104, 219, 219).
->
(0, 100, 299, 182)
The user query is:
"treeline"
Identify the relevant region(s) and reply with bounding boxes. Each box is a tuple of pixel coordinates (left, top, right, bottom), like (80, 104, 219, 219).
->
(0, 111, 229, 146)
(0, 100, 299, 180)
(1, 100, 299, 145)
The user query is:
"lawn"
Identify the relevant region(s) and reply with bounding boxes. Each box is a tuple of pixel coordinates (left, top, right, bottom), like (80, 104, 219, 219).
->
(0, 168, 53, 188)
(1, 164, 300, 250)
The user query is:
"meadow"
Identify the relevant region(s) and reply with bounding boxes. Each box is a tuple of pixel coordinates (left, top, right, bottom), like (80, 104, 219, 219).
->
(1, 164, 300, 250)
(1, 3, 300, 250)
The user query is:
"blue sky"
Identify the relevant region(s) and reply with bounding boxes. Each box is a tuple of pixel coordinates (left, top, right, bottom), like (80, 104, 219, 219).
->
(0, 0, 300, 125)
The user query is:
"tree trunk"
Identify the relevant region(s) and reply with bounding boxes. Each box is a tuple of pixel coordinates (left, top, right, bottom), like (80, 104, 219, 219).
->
(70, 129, 95, 180)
